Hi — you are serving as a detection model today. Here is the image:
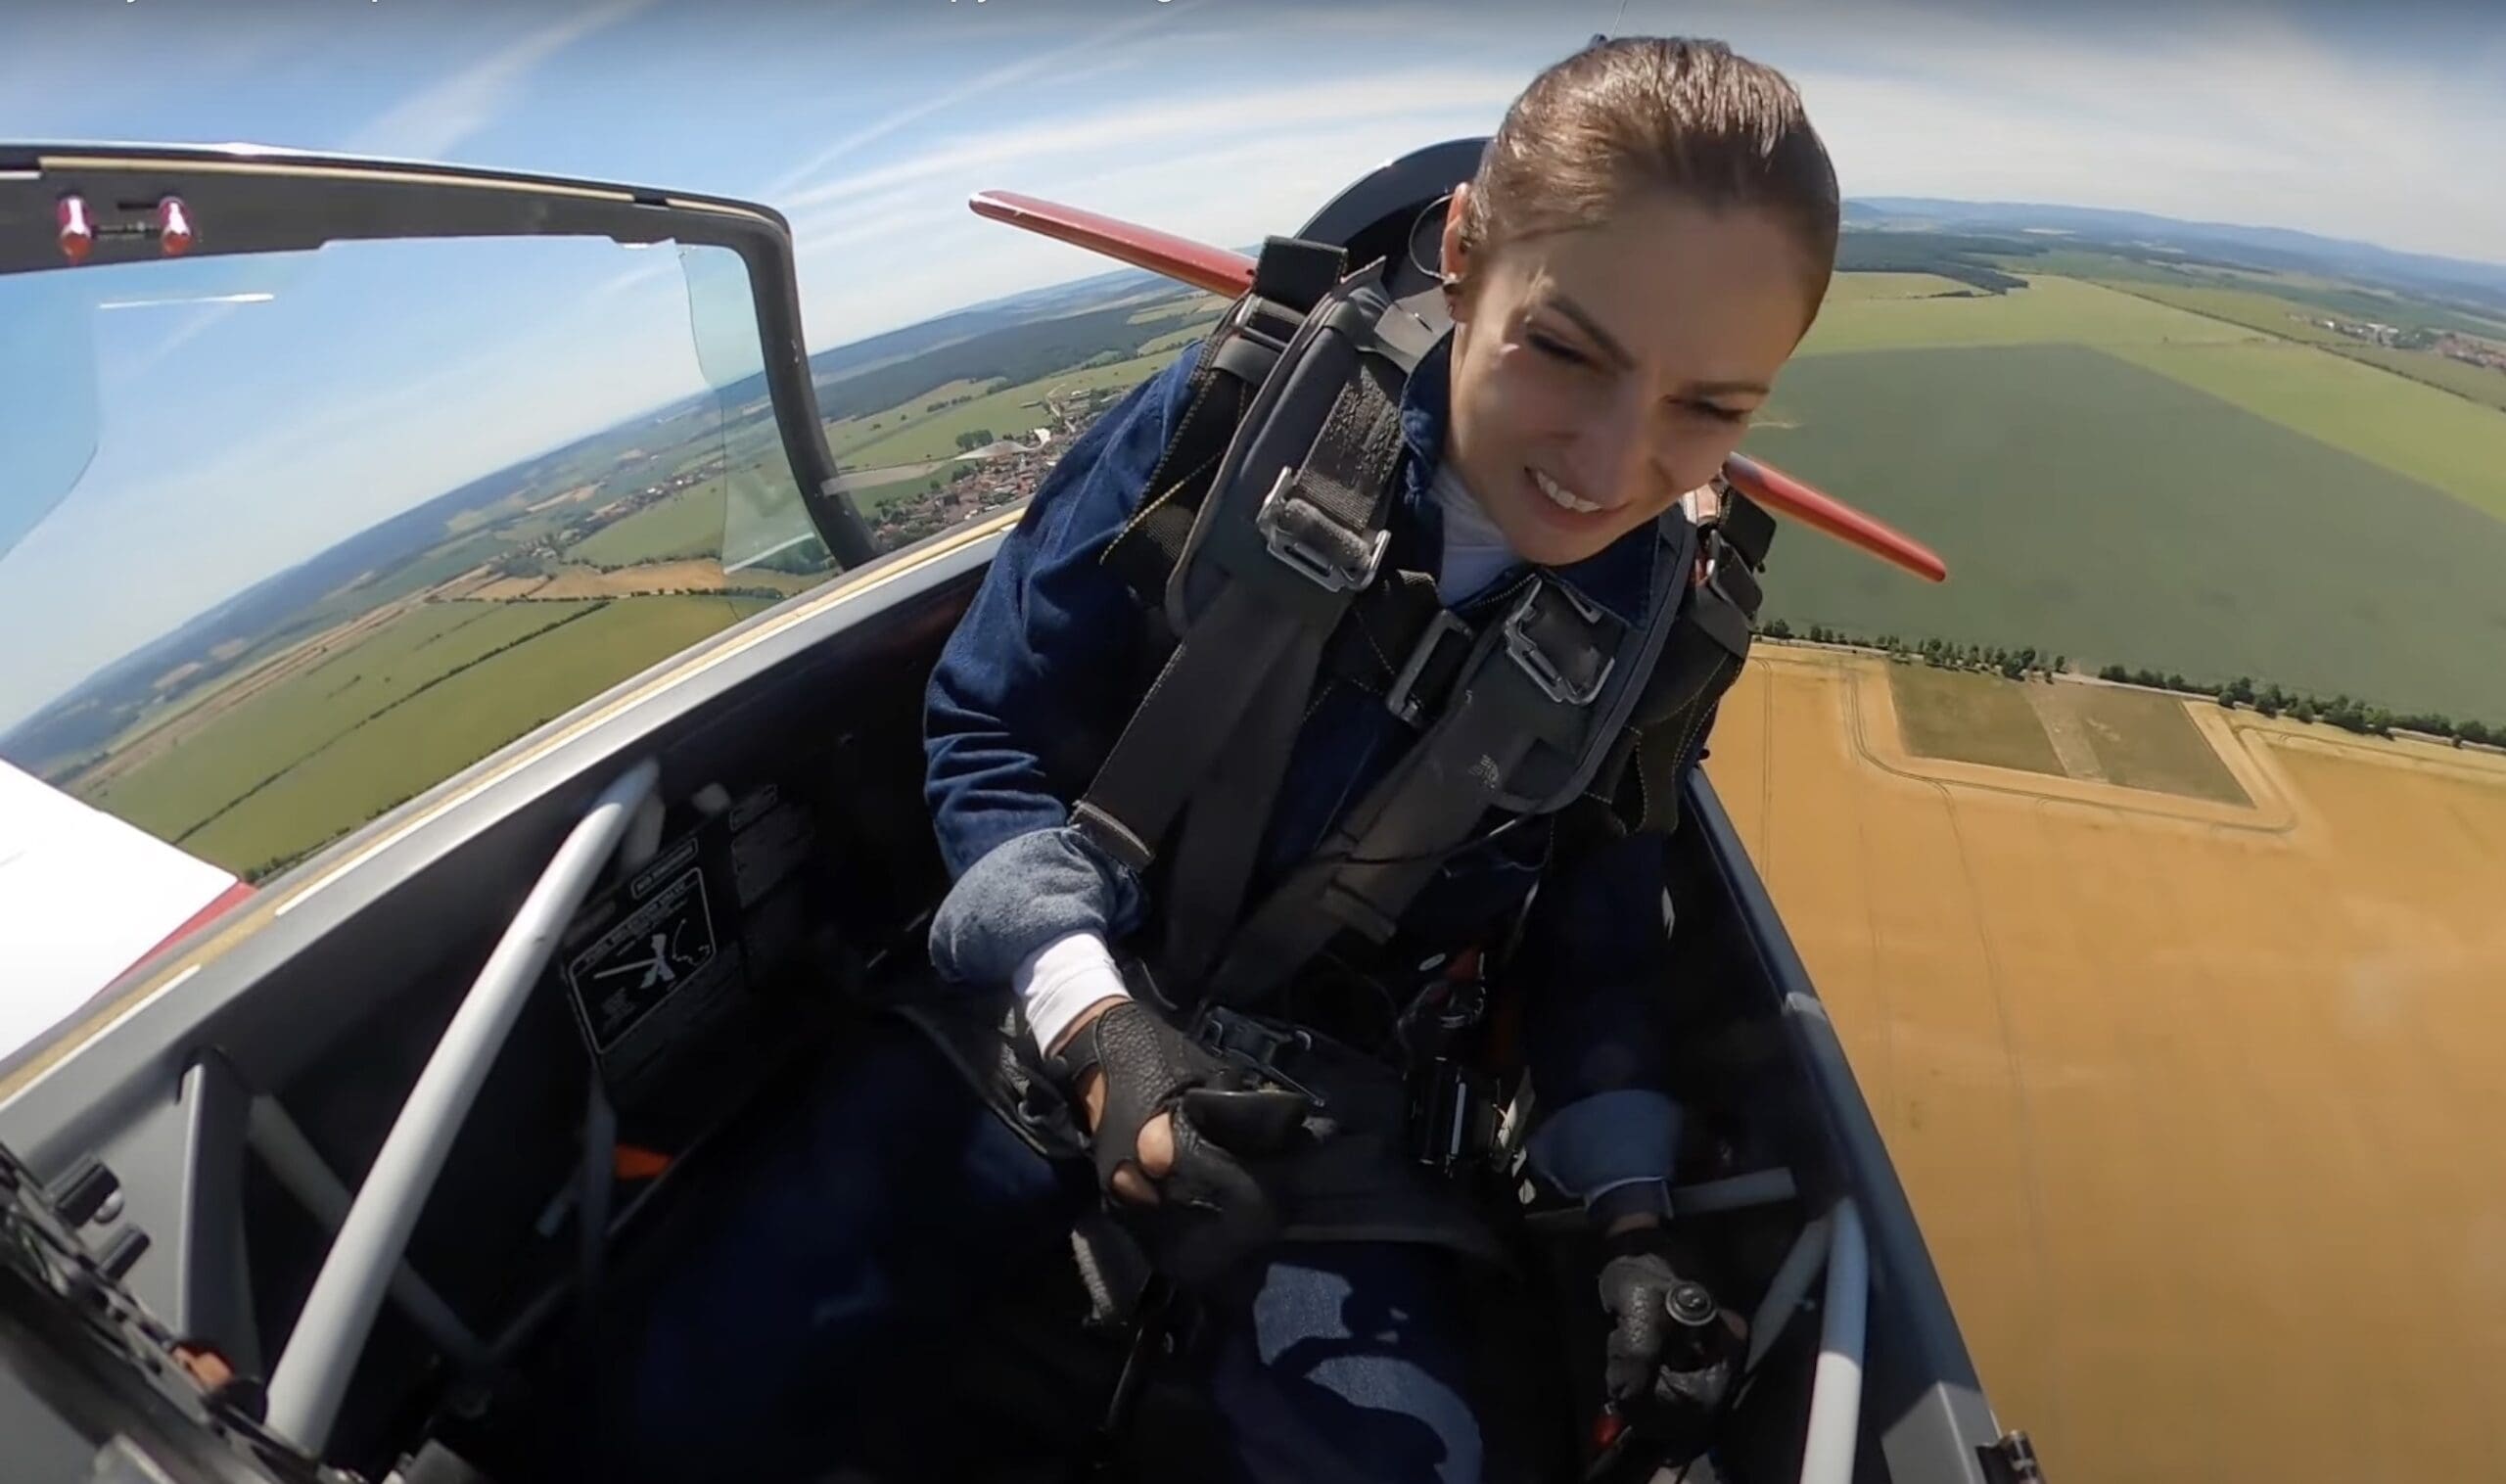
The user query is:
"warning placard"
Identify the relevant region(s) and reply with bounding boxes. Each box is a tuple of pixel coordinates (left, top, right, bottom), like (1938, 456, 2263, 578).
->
(562, 866, 718, 1053)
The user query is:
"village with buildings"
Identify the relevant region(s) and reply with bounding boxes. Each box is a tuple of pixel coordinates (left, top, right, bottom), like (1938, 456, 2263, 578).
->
(859, 382, 1132, 550)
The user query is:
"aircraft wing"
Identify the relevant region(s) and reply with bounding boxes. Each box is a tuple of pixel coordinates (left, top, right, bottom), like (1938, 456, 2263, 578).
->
(1, 762, 249, 1062)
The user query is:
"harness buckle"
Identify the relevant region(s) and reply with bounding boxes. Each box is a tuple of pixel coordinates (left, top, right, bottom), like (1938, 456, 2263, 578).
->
(1502, 580, 1615, 707)
(1256, 468, 1389, 593)
(1194, 1006, 1326, 1108)
(1383, 608, 1473, 725)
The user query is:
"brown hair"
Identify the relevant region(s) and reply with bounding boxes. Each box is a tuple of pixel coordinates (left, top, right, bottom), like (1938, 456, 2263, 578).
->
(1458, 36, 1840, 314)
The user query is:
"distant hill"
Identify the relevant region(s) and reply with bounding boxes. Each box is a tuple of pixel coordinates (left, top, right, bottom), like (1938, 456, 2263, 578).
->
(803, 256, 1239, 386)
(1845, 199, 2506, 317)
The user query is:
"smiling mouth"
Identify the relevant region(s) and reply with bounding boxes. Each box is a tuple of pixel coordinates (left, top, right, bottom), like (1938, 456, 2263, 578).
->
(1530, 468, 1605, 515)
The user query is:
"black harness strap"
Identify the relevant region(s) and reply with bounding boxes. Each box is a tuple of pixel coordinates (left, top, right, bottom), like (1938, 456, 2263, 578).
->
(1102, 237, 1348, 623)
(1204, 530, 1689, 1010)
(1156, 356, 1410, 983)
(1071, 580, 1302, 871)
(1074, 262, 1410, 904)
(1572, 487, 1776, 842)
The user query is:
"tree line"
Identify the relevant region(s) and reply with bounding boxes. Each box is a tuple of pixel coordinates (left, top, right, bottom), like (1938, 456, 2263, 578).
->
(1761, 620, 2501, 749)
(1765, 621, 2066, 682)
(2092, 668, 2495, 747)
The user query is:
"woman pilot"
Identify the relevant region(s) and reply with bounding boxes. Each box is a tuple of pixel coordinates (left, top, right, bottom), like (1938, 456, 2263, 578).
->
(608, 34, 1840, 1484)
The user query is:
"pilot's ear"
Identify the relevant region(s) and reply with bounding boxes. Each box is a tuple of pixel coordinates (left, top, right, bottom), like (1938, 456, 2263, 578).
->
(1440, 183, 1473, 313)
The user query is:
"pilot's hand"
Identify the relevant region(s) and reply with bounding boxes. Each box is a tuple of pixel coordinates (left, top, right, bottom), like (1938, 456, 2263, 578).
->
(1597, 1224, 1744, 1441)
(1047, 997, 1317, 1284)
(1055, 997, 1173, 1205)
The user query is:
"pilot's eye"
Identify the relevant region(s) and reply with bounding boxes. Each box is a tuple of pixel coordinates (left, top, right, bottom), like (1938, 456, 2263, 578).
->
(1688, 401, 1750, 427)
(1529, 332, 1592, 368)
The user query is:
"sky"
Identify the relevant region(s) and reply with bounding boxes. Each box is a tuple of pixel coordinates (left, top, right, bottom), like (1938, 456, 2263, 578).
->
(2, 0, 2502, 730)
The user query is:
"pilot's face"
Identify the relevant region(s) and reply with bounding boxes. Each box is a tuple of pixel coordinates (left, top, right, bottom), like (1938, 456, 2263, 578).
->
(1439, 185, 1818, 569)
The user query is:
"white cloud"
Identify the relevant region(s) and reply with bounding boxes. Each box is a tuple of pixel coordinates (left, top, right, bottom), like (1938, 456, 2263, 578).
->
(1667, 1, 2506, 262)
(344, 0, 659, 162)
(779, 68, 1523, 213)
(784, 83, 1512, 348)
(756, 1, 1194, 204)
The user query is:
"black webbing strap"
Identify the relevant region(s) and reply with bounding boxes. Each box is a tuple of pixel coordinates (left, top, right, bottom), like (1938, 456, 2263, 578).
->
(1073, 327, 1408, 887)
(1072, 580, 1300, 871)
(1715, 486, 1776, 568)
(1153, 620, 1329, 984)
(1316, 571, 1469, 724)
(1201, 577, 1632, 1009)
(1569, 487, 1777, 841)
(1100, 237, 1347, 620)
(1146, 364, 1410, 977)
(1252, 235, 1347, 314)
(1247, 353, 1407, 588)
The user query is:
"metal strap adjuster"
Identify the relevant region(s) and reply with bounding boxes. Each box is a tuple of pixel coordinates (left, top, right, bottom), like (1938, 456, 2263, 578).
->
(1256, 469, 1389, 593)
(1502, 580, 1614, 707)
(1195, 1007, 1325, 1107)
(1383, 608, 1473, 725)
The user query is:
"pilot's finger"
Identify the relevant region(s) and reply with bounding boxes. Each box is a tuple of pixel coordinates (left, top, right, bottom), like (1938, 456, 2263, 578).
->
(1109, 1164, 1161, 1206)
(1135, 1111, 1177, 1181)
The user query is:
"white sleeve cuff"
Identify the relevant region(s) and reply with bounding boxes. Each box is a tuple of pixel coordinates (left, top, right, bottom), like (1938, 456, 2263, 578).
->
(1015, 930, 1131, 1054)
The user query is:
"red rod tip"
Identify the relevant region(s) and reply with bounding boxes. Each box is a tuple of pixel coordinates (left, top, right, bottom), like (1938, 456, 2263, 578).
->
(57, 195, 93, 265)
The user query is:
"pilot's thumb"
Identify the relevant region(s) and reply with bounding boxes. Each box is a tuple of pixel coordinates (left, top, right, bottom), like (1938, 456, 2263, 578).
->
(1176, 1086, 1312, 1154)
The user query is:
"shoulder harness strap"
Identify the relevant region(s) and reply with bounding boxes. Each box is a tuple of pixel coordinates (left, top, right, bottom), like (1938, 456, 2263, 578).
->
(1071, 243, 1433, 976)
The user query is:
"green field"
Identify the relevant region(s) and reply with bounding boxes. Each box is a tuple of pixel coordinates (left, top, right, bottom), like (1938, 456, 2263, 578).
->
(1797, 275, 2252, 356)
(824, 378, 1004, 460)
(835, 349, 1183, 469)
(1889, 666, 2250, 805)
(1744, 343, 2506, 724)
(1798, 274, 2506, 522)
(172, 594, 770, 876)
(1139, 317, 1224, 356)
(2084, 279, 2356, 348)
(2328, 345, 2506, 411)
(86, 600, 602, 842)
(566, 486, 726, 566)
(1127, 294, 1227, 324)
(2096, 340, 2506, 520)
(2059, 684, 2250, 805)
(1890, 664, 2065, 775)
(2080, 278, 2506, 413)
(1827, 272, 1984, 302)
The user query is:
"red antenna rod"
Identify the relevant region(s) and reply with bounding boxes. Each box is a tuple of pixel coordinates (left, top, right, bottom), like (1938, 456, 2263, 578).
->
(969, 188, 1946, 582)
(972, 190, 1253, 299)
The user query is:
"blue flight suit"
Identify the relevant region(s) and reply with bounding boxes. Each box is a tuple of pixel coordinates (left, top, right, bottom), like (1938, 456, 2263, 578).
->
(604, 331, 1708, 1484)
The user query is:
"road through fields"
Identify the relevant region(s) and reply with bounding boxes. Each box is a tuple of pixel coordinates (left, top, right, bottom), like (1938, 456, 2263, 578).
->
(1706, 647, 2506, 1482)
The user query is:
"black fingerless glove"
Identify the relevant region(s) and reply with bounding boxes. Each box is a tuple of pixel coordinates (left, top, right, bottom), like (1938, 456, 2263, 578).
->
(1596, 1225, 1743, 1442)
(1049, 1002, 1316, 1284)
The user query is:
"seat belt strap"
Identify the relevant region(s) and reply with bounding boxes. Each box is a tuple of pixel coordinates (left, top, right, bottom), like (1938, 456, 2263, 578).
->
(1202, 568, 1661, 1009)
(1155, 619, 1331, 985)
(1072, 580, 1301, 871)
(1073, 325, 1407, 877)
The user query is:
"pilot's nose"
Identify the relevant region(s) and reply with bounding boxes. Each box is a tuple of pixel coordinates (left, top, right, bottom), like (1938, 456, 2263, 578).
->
(1573, 391, 1663, 511)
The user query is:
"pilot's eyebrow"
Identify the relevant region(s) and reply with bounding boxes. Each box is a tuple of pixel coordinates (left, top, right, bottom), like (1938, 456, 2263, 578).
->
(1546, 293, 1635, 371)
(1546, 293, 1769, 396)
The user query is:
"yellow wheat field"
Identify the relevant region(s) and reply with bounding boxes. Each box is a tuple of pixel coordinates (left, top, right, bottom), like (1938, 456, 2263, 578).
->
(1705, 647, 2506, 1483)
